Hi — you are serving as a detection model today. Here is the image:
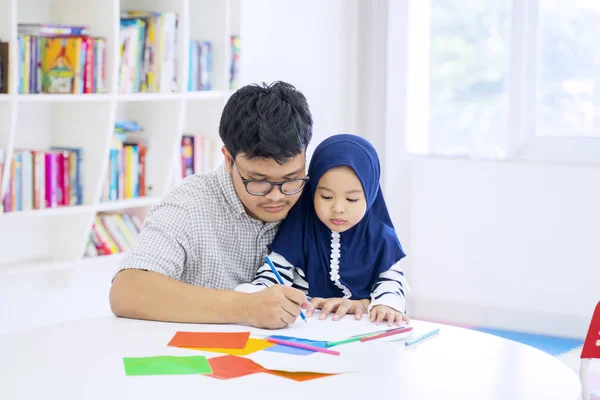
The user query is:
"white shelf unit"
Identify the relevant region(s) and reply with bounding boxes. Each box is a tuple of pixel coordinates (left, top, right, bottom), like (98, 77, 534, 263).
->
(0, 0, 240, 270)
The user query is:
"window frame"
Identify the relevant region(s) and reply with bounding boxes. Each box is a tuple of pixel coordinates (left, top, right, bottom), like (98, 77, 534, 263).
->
(395, 0, 600, 166)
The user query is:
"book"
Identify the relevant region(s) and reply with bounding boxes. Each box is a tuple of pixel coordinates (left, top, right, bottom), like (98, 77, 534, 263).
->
(188, 40, 212, 91)
(44, 152, 58, 208)
(230, 35, 240, 90)
(101, 122, 149, 201)
(18, 23, 88, 36)
(0, 148, 4, 213)
(179, 134, 222, 179)
(119, 11, 179, 93)
(51, 147, 83, 205)
(42, 37, 80, 94)
(0, 42, 8, 93)
(86, 213, 142, 256)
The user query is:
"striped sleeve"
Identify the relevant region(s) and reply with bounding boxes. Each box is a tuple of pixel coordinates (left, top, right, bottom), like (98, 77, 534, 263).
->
(368, 260, 408, 314)
(234, 252, 309, 295)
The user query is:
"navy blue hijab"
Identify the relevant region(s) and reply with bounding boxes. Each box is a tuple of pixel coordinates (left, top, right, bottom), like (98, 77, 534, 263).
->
(269, 134, 405, 300)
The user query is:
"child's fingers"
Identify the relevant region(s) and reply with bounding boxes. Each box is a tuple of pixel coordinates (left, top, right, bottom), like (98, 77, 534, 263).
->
(307, 298, 325, 317)
(332, 299, 352, 321)
(369, 307, 377, 322)
(386, 312, 395, 327)
(395, 313, 404, 326)
(401, 313, 410, 324)
(375, 309, 386, 325)
(319, 299, 341, 320)
(354, 302, 365, 320)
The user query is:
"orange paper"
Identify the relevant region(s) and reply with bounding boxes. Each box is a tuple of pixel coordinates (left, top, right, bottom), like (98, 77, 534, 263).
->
(191, 338, 274, 356)
(206, 355, 266, 379)
(168, 331, 250, 349)
(266, 370, 335, 382)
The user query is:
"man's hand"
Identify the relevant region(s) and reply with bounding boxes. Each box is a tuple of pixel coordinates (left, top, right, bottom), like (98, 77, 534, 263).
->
(245, 285, 312, 329)
(306, 297, 370, 321)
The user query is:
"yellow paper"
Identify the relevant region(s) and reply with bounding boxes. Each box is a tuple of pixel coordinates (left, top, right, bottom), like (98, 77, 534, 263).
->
(191, 338, 274, 356)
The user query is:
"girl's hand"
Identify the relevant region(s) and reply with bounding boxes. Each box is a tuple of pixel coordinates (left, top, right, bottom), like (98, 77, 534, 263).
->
(306, 297, 370, 321)
(369, 305, 410, 326)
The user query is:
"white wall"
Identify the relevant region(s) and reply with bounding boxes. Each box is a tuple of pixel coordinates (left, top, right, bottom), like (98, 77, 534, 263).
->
(239, 0, 360, 153)
(406, 158, 600, 338)
(0, 257, 118, 335)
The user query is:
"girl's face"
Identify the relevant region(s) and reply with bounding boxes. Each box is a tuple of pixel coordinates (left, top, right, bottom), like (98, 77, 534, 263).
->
(313, 166, 367, 233)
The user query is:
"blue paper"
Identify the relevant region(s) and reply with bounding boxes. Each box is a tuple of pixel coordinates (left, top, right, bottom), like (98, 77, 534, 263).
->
(263, 335, 328, 356)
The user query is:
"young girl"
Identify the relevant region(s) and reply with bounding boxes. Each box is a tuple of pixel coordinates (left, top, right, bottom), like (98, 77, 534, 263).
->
(236, 134, 408, 326)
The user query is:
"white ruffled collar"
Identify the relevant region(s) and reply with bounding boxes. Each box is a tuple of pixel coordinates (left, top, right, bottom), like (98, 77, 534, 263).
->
(329, 231, 352, 298)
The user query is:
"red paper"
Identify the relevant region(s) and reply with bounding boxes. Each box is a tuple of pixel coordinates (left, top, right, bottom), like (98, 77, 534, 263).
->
(206, 355, 266, 379)
(168, 331, 250, 349)
(266, 370, 335, 382)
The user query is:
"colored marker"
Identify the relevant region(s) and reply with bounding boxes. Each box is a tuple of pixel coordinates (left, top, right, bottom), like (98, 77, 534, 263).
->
(360, 326, 413, 342)
(404, 328, 440, 347)
(327, 326, 409, 347)
(265, 255, 307, 322)
(267, 337, 340, 356)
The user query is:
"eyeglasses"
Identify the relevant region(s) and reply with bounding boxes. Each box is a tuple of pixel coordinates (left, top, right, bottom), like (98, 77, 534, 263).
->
(233, 161, 309, 196)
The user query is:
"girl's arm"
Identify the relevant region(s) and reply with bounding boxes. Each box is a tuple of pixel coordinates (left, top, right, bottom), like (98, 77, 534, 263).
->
(235, 252, 309, 295)
(368, 261, 407, 314)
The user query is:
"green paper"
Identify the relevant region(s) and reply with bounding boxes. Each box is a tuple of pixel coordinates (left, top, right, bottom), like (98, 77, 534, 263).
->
(123, 355, 213, 376)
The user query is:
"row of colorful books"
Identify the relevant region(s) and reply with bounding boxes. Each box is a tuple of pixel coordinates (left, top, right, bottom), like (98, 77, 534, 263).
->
(1, 146, 83, 213)
(119, 11, 178, 93)
(101, 121, 149, 202)
(1, 22, 240, 94)
(180, 134, 222, 179)
(86, 213, 143, 256)
(16, 23, 107, 94)
(188, 40, 211, 91)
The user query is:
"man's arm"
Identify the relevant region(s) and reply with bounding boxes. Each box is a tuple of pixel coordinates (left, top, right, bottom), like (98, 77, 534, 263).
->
(109, 199, 311, 328)
(110, 269, 311, 328)
(110, 269, 252, 324)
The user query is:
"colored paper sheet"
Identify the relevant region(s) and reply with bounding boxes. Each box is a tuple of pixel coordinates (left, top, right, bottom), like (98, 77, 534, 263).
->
(123, 356, 212, 376)
(206, 355, 266, 380)
(247, 341, 385, 374)
(266, 370, 336, 382)
(191, 338, 274, 356)
(263, 335, 328, 356)
(168, 331, 250, 349)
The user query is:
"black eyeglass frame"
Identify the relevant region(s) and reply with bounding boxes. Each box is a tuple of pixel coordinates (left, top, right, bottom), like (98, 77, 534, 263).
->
(232, 160, 310, 196)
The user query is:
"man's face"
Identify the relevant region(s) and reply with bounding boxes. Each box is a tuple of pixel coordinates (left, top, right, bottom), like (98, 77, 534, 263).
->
(223, 147, 307, 223)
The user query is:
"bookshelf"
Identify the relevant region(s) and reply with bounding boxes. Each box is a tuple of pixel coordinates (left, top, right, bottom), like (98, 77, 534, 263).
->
(0, 0, 240, 270)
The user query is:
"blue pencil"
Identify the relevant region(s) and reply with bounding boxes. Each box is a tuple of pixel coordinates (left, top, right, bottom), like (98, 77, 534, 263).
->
(265, 255, 307, 322)
(404, 328, 440, 347)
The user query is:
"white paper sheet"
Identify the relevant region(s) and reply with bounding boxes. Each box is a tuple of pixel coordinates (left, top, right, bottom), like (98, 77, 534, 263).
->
(246, 341, 396, 374)
(246, 311, 407, 342)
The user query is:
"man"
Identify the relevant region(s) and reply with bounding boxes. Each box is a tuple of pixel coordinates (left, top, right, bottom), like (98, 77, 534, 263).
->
(110, 81, 316, 329)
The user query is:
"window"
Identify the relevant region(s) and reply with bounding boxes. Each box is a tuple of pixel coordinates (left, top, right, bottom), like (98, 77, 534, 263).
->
(536, 0, 600, 138)
(429, 0, 511, 158)
(403, 0, 600, 163)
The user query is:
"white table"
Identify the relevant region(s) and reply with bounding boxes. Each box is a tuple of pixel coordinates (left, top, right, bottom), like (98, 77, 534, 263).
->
(0, 315, 581, 400)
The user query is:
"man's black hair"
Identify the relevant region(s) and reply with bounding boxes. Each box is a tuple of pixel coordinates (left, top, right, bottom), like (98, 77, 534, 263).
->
(219, 81, 313, 164)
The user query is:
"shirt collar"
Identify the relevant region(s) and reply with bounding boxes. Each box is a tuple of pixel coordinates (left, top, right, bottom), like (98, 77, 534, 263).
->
(217, 163, 246, 217)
